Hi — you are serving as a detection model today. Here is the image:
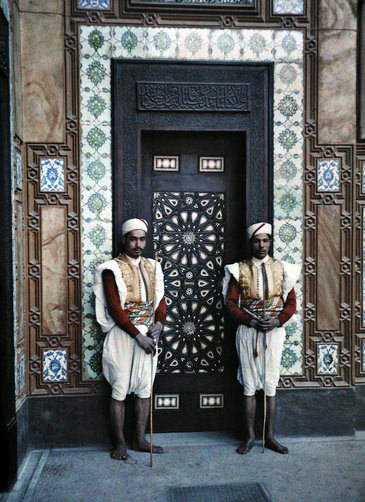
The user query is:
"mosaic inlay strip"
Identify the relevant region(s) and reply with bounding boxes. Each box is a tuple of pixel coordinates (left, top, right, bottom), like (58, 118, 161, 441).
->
(199, 157, 224, 172)
(363, 208, 365, 326)
(16, 150, 22, 190)
(317, 344, 338, 375)
(132, 0, 253, 4)
(155, 394, 179, 409)
(80, 26, 304, 380)
(43, 349, 67, 382)
(273, 0, 304, 14)
(200, 394, 224, 408)
(78, 0, 111, 9)
(40, 158, 65, 192)
(154, 155, 179, 171)
(317, 159, 340, 193)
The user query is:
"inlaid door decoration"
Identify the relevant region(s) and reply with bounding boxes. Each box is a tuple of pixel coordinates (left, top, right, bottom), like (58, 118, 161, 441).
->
(153, 191, 225, 374)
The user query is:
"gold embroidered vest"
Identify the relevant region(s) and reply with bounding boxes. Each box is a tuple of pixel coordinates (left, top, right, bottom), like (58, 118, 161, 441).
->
(113, 253, 154, 302)
(239, 257, 284, 301)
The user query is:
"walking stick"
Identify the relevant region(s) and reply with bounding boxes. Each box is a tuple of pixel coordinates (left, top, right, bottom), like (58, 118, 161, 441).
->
(150, 251, 158, 468)
(262, 301, 267, 454)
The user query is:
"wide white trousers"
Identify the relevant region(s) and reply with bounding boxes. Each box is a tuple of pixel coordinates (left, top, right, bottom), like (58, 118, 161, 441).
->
(102, 325, 157, 401)
(235, 325, 286, 397)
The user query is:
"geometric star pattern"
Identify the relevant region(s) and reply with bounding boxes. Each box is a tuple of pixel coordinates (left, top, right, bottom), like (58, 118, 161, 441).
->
(153, 192, 225, 373)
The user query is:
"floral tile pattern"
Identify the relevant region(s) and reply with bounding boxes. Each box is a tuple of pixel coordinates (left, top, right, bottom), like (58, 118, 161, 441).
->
(40, 159, 65, 192)
(317, 344, 338, 375)
(78, 0, 111, 9)
(80, 26, 304, 379)
(43, 350, 67, 382)
(317, 159, 340, 192)
(273, 0, 304, 14)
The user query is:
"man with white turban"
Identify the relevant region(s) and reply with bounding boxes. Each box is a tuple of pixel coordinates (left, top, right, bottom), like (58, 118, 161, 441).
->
(94, 218, 166, 460)
(223, 222, 300, 455)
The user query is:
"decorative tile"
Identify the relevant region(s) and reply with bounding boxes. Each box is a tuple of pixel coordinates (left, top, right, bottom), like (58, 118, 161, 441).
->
(79, 26, 304, 379)
(200, 394, 224, 408)
(40, 158, 65, 192)
(273, 0, 304, 15)
(155, 394, 179, 409)
(199, 157, 224, 172)
(362, 161, 365, 193)
(154, 156, 179, 171)
(78, 0, 111, 9)
(363, 340, 365, 372)
(317, 344, 338, 375)
(317, 159, 340, 192)
(43, 350, 67, 382)
(16, 151, 22, 190)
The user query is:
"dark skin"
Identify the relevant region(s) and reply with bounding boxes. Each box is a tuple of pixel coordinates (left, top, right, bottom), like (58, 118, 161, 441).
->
(110, 229, 164, 460)
(236, 233, 288, 456)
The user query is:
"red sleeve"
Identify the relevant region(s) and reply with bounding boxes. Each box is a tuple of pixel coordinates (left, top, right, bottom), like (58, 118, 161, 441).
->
(226, 276, 252, 327)
(277, 288, 296, 326)
(102, 270, 140, 338)
(155, 296, 166, 324)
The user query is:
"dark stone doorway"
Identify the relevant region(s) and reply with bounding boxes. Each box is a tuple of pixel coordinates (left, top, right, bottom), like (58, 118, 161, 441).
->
(112, 59, 273, 431)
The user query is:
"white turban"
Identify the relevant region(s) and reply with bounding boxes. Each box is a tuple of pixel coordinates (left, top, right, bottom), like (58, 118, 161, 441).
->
(247, 222, 272, 240)
(121, 218, 148, 236)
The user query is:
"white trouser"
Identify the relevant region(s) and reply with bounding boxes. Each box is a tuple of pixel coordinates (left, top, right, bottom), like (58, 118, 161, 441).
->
(235, 325, 286, 397)
(102, 324, 157, 401)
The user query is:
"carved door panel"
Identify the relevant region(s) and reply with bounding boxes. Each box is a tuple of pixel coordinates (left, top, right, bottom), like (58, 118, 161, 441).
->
(141, 131, 245, 431)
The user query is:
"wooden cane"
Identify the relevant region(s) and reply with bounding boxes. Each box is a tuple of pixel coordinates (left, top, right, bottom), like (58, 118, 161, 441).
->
(262, 300, 267, 454)
(150, 251, 158, 468)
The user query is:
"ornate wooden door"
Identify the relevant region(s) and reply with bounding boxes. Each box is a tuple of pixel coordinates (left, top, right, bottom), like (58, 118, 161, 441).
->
(141, 130, 246, 431)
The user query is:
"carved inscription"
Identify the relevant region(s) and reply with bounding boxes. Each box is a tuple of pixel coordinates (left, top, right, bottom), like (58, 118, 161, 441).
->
(137, 82, 250, 112)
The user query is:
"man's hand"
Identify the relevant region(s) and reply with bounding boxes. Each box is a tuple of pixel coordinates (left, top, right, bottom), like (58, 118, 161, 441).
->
(249, 318, 260, 330)
(147, 321, 163, 340)
(135, 333, 156, 354)
(257, 317, 280, 333)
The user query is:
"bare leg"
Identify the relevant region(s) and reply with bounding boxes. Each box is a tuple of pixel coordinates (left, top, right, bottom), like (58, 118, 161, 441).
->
(110, 398, 127, 460)
(264, 395, 288, 454)
(236, 395, 256, 454)
(131, 397, 164, 454)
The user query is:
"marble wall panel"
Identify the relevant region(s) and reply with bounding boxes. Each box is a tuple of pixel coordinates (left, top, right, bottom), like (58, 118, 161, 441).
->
(12, 1, 23, 138)
(41, 206, 67, 335)
(318, 29, 356, 144)
(21, 11, 64, 143)
(319, 0, 357, 30)
(19, 0, 63, 14)
(317, 205, 341, 331)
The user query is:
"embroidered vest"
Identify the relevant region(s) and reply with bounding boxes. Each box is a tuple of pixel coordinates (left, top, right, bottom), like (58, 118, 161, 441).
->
(113, 253, 154, 303)
(239, 257, 284, 301)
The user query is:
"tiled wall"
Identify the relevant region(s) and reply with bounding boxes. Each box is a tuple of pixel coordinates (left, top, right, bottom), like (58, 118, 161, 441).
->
(79, 25, 304, 379)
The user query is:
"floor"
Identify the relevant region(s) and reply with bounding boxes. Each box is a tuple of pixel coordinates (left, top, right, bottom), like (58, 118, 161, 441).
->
(1, 432, 365, 502)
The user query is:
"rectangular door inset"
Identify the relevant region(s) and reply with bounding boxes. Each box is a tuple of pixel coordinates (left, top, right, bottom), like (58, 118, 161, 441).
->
(153, 191, 225, 374)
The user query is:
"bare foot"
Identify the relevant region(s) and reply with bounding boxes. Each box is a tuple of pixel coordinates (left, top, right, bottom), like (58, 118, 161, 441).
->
(111, 442, 128, 460)
(265, 438, 288, 454)
(131, 438, 164, 454)
(236, 437, 255, 454)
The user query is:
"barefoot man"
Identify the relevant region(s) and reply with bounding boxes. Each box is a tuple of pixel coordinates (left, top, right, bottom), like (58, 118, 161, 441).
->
(223, 222, 300, 455)
(94, 218, 166, 460)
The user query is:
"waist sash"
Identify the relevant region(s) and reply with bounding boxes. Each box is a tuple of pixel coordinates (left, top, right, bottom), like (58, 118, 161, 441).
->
(242, 298, 283, 319)
(124, 300, 153, 326)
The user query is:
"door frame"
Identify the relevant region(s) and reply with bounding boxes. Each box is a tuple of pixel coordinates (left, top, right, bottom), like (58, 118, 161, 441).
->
(112, 59, 274, 256)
